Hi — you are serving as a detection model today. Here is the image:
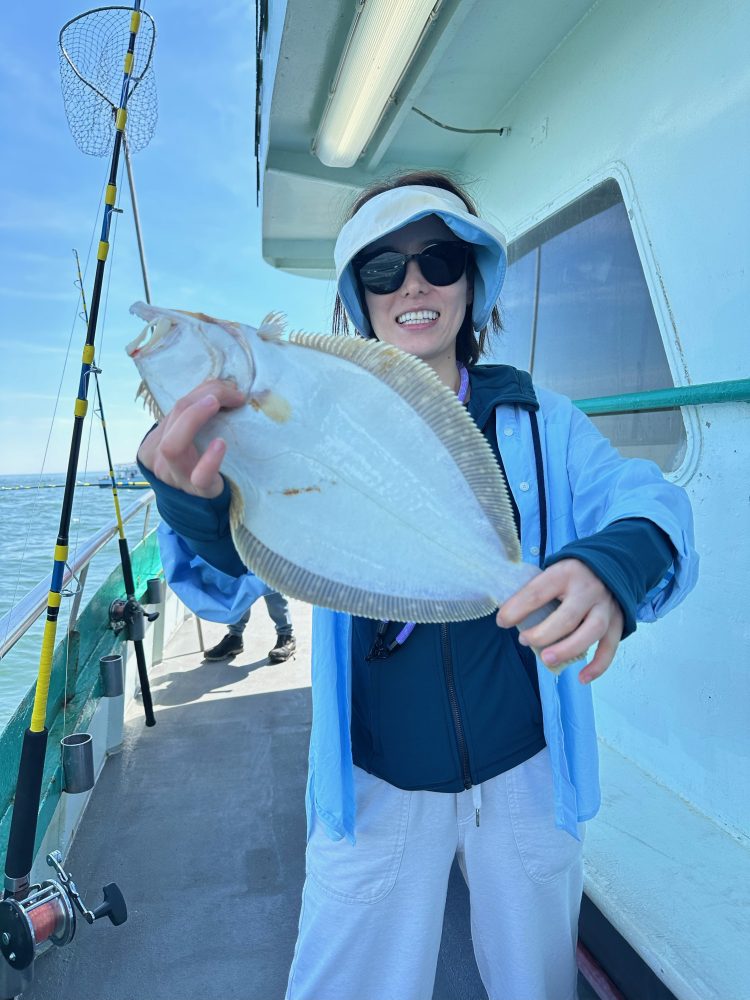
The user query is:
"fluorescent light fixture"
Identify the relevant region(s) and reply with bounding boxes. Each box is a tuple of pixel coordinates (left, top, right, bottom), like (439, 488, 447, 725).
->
(314, 0, 441, 168)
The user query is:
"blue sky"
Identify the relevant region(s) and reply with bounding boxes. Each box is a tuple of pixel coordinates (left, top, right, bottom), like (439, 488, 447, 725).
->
(0, 1, 334, 475)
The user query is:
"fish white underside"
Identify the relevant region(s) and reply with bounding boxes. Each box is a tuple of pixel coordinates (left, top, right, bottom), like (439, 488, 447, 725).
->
(128, 303, 563, 665)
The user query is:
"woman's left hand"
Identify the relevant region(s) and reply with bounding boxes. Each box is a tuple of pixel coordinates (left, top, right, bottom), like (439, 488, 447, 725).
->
(496, 559, 624, 684)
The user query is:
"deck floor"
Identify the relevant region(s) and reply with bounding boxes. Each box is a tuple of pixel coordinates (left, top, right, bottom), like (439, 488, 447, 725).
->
(28, 605, 595, 1000)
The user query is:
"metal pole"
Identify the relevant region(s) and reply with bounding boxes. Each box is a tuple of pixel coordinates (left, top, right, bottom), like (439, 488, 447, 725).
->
(123, 134, 152, 303)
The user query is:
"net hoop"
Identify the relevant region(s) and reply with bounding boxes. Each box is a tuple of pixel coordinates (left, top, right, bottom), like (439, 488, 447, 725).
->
(59, 6, 158, 157)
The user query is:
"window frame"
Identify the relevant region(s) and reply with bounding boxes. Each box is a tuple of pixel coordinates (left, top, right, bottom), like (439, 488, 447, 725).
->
(500, 162, 700, 485)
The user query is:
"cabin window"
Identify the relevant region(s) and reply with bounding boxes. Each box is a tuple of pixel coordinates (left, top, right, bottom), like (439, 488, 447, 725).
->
(491, 179, 687, 471)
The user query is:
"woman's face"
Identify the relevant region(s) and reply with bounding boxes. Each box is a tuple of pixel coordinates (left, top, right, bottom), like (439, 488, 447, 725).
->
(361, 215, 472, 368)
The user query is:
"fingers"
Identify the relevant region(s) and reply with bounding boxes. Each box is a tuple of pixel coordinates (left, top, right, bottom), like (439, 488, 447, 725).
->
(139, 380, 245, 497)
(171, 378, 246, 416)
(497, 561, 592, 639)
(159, 393, 222, 466)
(578, 616, 623, 684)
(190, 437, 227, 497)
(535, 603, 619, 674)
(496, 558, 624, 682)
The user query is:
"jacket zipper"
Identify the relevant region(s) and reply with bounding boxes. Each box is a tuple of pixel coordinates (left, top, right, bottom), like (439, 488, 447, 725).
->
(440, 623, 473, 789)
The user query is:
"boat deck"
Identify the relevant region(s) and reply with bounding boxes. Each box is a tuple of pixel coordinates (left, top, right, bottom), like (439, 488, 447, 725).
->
(28, 605, 596, 999)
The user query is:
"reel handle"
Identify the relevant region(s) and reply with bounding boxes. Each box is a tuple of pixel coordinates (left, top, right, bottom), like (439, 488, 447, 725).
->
(91, 882, 127, 926)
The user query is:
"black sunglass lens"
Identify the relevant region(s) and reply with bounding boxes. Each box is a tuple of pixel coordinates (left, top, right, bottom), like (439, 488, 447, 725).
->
(419, 244, 467, 286)
(358, 252, 406, 294)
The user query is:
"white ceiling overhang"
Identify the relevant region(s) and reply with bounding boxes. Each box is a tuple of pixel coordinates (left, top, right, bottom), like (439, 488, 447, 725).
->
(258, 0, 596, 275)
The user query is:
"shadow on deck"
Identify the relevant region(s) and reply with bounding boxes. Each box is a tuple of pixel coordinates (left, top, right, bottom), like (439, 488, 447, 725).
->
(28, 607, 595, 1000)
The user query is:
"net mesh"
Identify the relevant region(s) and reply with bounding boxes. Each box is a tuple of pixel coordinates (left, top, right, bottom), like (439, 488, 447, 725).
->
(60, 6, 157, 157)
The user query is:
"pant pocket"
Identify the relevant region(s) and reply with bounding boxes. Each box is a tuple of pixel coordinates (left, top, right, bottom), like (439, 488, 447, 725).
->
(307, 767, 411, 904)
(506, 749, 584, 884)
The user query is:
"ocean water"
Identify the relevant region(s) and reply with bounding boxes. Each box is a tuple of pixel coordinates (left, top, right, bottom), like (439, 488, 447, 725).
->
(0, 473, 157, 731)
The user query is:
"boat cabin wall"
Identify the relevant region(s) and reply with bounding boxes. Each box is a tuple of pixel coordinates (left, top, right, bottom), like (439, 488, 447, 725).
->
(455, 0, 748, 838)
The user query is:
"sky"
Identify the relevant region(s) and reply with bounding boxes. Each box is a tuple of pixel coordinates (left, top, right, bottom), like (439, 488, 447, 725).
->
(0, 1, 335, 475)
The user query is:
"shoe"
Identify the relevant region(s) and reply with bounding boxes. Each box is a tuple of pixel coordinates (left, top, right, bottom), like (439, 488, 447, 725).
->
(268, 634, 296, 662)
(204, 633, 244, 661)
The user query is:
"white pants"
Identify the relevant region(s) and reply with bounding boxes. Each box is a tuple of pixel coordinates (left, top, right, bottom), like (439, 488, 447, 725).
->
(286, 749, 583, 1000)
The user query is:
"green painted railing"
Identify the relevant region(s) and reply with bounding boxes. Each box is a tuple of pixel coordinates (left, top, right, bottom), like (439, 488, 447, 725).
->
(0, 530, 163, 861)
(574, 378, 750, 416)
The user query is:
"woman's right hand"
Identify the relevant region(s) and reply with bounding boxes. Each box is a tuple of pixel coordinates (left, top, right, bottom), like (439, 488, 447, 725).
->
(136, 379, 246, 498)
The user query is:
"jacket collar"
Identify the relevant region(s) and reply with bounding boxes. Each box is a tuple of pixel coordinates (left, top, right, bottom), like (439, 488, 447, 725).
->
(467, 364, 538, 430)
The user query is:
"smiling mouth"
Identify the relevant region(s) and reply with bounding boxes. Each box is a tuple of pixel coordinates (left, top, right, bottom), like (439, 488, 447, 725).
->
(396, 310, 439, 325)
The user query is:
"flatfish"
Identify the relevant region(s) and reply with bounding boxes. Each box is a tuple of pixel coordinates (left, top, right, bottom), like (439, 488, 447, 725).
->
(127, 302, 555, 634)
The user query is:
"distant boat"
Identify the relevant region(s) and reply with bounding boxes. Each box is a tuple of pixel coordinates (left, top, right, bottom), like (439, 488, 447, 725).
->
(97, 464, 149, 489)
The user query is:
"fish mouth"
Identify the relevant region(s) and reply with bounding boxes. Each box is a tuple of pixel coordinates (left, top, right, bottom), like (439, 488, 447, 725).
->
(126, 302, 180, 358)
(125, 317, 176, 358)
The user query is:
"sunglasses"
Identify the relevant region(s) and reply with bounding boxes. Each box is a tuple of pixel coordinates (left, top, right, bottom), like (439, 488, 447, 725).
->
(354, 241, 470, 295)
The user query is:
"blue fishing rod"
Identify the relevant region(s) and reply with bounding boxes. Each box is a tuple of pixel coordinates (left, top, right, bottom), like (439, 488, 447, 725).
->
(0, 5, 157, 992)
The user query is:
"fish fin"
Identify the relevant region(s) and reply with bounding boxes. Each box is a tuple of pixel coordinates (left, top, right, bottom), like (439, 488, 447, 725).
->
(230, 514, 497, 623)
(287, 331, 522, 563)
(135, 380, 164, 421)
(257, 312, 287, 342)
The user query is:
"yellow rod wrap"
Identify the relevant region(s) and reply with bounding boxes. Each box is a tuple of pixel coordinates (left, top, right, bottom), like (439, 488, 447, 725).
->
(30, 620, 57, 731)
(74, 398, 88, 418)
(105, 184, 117, 206)
(82, 344, 95, 364)
(115, 108, 127, 132)
(114, 501, 125, 537)
(47, 592, 62, 609)
(53, 544, 68, 563)
(124, 51, 134, 75)
(97, 241, 109, 261)
(104, 466, 126, 534)
(130, 10, 141, 32)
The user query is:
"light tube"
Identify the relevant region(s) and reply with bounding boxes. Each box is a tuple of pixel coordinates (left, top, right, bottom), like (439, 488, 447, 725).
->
(314, 0, 440, 168)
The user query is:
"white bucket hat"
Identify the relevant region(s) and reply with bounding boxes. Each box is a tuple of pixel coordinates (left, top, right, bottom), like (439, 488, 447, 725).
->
(335, 184, 507, 337)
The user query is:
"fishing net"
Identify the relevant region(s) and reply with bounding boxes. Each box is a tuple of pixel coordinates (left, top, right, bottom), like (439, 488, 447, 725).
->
(59, 6, 157, 157)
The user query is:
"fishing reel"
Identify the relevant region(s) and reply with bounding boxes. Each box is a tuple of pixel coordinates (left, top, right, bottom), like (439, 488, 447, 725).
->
(109, 578, 163, 642)
(109, 596, 158, 642)
(0, 851, 126, 971)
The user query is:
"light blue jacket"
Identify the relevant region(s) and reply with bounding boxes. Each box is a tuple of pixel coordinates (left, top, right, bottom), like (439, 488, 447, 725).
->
(157, 387, 698, 842)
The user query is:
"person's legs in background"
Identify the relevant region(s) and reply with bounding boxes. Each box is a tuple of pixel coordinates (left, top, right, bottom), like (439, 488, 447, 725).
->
(203, 608, 251, 660)
(203, 593, 295, 662)
(264, 591, 296, 661)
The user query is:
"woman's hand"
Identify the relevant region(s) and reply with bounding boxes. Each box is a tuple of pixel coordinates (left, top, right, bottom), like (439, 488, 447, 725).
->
(496, 559, 624, 684)
(136, 379, 246, 498)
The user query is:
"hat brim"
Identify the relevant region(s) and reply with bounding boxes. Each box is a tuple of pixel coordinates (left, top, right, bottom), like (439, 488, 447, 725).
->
(335, 185, 507, 337)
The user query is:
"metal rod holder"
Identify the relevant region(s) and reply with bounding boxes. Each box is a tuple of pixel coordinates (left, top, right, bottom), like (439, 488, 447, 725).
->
(99, 653, 124, 697)
(60, 733, 94, 794)
(145, 577, 165, 604)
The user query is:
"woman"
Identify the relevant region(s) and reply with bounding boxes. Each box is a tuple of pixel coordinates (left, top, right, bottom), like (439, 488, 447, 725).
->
(138, 171, 697, 1000)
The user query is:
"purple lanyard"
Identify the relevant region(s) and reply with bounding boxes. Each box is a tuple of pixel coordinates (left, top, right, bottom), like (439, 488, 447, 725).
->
(372, 362, 469, 658)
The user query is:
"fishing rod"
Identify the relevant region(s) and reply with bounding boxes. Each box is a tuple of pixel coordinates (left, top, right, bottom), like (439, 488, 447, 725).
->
(74, 248, 157, 728)
(0, 5, 157, 992)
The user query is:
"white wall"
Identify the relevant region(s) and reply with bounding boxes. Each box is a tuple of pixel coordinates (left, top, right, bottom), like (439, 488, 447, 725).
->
(462, 0, 749, 837)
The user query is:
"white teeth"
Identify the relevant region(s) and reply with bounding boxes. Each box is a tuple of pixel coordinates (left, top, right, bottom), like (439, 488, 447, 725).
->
(397, 310, 439, 324)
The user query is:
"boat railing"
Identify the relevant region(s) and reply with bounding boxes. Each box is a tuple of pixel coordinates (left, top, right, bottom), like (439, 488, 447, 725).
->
(0, 491, 156, 663)
(574, 375, 750, 415)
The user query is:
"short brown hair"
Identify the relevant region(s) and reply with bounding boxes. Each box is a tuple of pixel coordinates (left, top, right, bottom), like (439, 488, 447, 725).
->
(332, 170, 502, 366)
